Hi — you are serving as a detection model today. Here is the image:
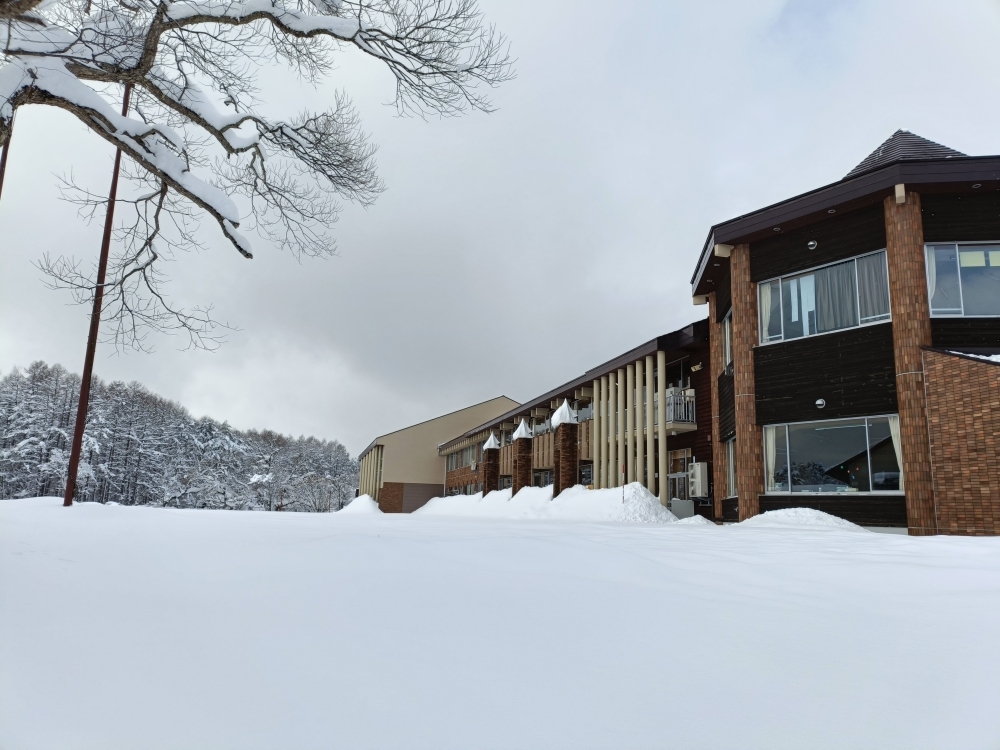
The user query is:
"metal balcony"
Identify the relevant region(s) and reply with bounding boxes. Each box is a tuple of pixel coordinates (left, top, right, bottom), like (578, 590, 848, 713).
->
(662, 391, 696, 433)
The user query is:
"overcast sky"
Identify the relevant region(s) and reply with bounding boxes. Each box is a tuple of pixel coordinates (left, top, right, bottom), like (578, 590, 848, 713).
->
(3, 0, 1000, 454)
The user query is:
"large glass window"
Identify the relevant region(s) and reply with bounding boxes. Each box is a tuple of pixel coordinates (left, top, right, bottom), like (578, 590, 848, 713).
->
(758, 251, 891, 344)
(927, 243, 1000, 316)
(763, 416, 903, 493)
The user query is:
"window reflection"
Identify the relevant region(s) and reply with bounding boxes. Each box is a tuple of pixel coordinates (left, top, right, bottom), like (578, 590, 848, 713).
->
(764, 416, 903, 493)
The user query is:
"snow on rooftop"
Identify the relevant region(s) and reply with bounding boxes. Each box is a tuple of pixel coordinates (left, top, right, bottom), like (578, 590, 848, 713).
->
(512, 418, 532, 440)
(550, 399, 577, 428)
(951, 351, 1000, 363)
(483, 432, 500, 450)
(3, 497, 999, 748)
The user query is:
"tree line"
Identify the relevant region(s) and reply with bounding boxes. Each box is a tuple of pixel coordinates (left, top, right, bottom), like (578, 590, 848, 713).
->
(0, 361, 358, 511)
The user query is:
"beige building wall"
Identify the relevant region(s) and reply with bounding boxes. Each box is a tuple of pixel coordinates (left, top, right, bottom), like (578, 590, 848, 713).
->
(359, 396, 519, 496)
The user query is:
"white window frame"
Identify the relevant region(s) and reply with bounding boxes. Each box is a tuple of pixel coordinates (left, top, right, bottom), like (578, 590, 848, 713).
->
(926, 241, 1000, 318)
(724, 438, 737, 499)
(722, 310, 733, 367)
(757, 249, 892, 346)
(761, 414, 904, 496)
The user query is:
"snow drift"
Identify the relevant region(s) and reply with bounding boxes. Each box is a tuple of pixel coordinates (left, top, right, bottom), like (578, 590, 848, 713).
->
(415, 482, 678, 523)
(339, 494, 382, 514)
(3, 497, 1000, 750)
(739, 507, 868, 531)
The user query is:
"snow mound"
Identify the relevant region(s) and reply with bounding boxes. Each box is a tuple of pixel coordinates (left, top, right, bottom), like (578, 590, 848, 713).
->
(739, 507, 867, 531)
(339, 495, 382, 514)
(675, 514, 716, 526)
(415, 482, 677, 523)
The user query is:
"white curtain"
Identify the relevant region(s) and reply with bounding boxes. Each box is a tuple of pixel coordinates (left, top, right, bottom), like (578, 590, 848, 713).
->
(857, 251, 891, 322)
(763, 425, 778, 492)
(816, 260, 859, 332)
(888, 415, 904, 492)
(925, 247, 937, 306)
(759, 282, 772, 341)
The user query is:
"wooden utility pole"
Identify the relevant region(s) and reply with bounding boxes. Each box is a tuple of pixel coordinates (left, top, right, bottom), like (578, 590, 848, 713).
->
(0, 113, 13, 201)
(63, 83, 133, 506)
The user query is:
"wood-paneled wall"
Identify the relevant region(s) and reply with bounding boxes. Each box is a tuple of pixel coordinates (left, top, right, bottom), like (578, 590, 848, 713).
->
(750, 204, 887, 282)
(753, 323, 897, 425)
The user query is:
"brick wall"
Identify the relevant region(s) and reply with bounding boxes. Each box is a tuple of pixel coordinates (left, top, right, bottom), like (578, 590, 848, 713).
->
(884, 192, 936, 535)
(513, 438, 532, 494)
(553, 422, 579, 497)
(378, 482, 404, 513)
(730, 243, 763, 519)
(445, 465, 480, 493)
(482, 448, 499, 495)
(924, 350, 1000, 535)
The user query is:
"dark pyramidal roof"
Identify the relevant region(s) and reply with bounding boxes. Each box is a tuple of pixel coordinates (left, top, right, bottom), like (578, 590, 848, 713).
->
(845, 130, 966, 178)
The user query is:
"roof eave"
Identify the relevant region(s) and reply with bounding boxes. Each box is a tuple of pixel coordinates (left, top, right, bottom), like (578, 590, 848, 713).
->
(691, 154, 1000, 295)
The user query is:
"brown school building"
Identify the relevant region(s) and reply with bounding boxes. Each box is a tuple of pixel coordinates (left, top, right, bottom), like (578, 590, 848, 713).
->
(360, 131, 1000, 535)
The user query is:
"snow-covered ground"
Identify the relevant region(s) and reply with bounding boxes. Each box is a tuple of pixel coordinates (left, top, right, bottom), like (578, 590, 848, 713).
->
(2, 497, 1000, 749)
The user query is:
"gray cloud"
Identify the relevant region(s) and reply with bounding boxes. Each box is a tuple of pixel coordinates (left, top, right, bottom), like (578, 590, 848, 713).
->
(3, 0, 1000, 453)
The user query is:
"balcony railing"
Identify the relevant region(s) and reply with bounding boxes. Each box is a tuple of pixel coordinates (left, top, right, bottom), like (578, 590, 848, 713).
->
(665, 391, 696, 425)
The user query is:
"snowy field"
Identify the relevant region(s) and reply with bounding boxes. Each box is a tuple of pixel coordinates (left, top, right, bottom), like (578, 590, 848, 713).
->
(2, 496, 1000, 749)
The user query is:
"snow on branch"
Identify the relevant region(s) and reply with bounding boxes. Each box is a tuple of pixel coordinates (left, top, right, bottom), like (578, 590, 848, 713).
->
(2, 0, 510, 347)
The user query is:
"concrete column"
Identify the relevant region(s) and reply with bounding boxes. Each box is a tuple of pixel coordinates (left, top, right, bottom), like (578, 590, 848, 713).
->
(608, 373, 618, 487)
(600, 375, 609, 488)
(731, 243, 763, 520)
(635, 359, 644, 487)
(590, 378, 601, 487)
(368, 453, 374, 496)
(617, 367, 626, 487)
(708, 291, 727, 521)
(513, 436, 532, 496)
(626, 363, 636, 484)
(645, 355, 656, 494)
(657, 350, 667, 506)
(884, 190, 936, 535)
(553, 422, 579, 497)
(482, 448, 499, 495)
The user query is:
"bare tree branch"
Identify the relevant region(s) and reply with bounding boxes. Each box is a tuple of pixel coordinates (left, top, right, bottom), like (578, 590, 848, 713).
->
(2, 0, 512, 348)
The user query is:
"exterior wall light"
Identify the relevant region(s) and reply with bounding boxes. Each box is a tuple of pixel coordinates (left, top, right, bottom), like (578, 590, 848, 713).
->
(972, 183, 982, 189)
(807, 240, 819, 250)
(815, 399, 826, 409)
(828, 209, 836, 214)
(773, 227, 782, 232)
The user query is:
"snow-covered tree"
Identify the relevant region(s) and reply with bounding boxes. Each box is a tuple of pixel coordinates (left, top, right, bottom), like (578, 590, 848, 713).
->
(0, 361, 359, 509)
(1, 0, 510, 346)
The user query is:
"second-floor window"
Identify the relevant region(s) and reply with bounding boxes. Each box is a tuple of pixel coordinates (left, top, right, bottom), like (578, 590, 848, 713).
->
(927, 243, 1000, 316)
(758, 250, 891, 344)
(722, 311, 733, 368)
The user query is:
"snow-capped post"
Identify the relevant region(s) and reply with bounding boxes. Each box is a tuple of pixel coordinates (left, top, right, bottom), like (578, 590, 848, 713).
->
(511, 419, 533, 496)
(481, 432, 500, 496)
(63, 84, 133, 507)
(551, 399, 579, 498)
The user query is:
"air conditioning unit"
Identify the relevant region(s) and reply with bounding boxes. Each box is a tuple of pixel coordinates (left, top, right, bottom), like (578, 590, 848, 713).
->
(471, 461, 478, 472)
(688, 462, 709, 498)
